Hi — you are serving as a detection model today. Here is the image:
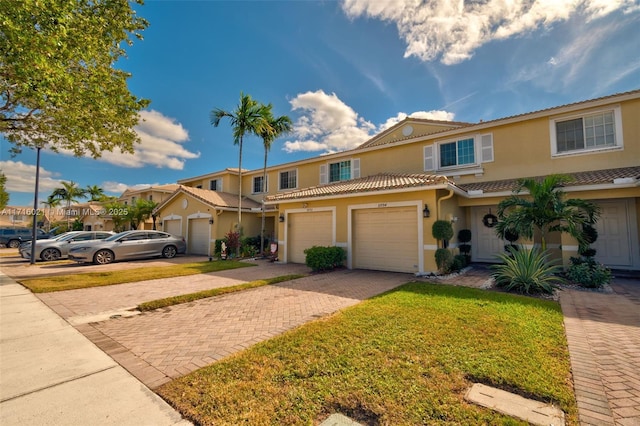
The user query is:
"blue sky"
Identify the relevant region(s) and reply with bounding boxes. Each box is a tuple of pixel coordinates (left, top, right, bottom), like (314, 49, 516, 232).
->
(2, 0, 640, 206)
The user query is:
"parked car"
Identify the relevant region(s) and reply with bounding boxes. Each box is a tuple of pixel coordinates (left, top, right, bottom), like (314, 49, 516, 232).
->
(0, 227, 53, 248)
(20, 231, 115, 261)
(68, 230, 186, 265)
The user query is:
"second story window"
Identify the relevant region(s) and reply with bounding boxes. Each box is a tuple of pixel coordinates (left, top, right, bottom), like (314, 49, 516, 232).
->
(329, 161, 351, 182)
(440, 138, 475, 167)
(552, 108, 621, 155)
(209, 178, 222, 191)
(279, 170, 297, 190)
(253, 176, 267, 194)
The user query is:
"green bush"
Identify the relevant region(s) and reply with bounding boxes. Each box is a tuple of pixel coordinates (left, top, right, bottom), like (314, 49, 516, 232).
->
(304, 246, 346, 272)
(434, 248, 453, 274)
(432, 220, 454, 248)
(491, 246, 563, 295)
(452, 254, 467, 272)
(567, 257, 612, 288)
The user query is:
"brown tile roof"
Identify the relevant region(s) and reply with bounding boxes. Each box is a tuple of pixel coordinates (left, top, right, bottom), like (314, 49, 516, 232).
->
(357, 119, 472, 149)
(458, 166, 640, 194)
(266, 173, 455, 202)
(178, 186, 262, 209)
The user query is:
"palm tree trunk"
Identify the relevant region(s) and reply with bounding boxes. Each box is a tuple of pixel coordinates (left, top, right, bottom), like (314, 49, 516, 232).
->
(237, 136, 243, 258)
(260, 148, 267, 256)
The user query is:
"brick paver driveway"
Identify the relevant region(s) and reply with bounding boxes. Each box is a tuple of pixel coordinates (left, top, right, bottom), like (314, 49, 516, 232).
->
(40, 262, 411, 389)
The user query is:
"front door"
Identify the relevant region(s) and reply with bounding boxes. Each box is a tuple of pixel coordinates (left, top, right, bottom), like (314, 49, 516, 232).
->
(472, 206, 504, 263)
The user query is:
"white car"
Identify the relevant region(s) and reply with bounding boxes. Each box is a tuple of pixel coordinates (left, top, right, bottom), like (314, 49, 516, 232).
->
(20, 231, 115, 261)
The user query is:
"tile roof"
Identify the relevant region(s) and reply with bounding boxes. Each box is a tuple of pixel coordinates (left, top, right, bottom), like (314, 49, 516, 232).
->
(266, 173, 454, 202)
(458, 166, 640, 194)
(178, 185, 262, 209)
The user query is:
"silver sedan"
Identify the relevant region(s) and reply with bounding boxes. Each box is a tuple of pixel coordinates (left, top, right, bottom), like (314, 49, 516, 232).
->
(68, 230, 187, 265)
(20, 231, 115, 261)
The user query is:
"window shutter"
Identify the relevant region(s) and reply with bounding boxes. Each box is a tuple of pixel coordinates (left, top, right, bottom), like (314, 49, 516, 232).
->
(480, 134, 494, 163)
(423, 145, 435, 171)
(352, 158, 360, 179)
(320, 164, 328, 184)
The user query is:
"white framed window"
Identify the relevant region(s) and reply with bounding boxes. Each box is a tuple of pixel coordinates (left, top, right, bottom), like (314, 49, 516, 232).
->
(424, 134, 493, 172)
(279, 169, 297, 190)
(550, 107, 623, 156)
(253, 175, 268, 194)
(320, 158, 360, 184)
(209, 178, 222, 191)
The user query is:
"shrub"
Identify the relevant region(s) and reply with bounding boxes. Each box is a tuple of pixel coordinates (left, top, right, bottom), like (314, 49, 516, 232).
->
(224, 231, 240, 256)
(567, 257, 612, 288)
(304, 246, 346, 272)
(432, 220, 454, 248)
(452, 254, 467, 272)
(435, 248, 453, 274)
(490, 246, 563, 295)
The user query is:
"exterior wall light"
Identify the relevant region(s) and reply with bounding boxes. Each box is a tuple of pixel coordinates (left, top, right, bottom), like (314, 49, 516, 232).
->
(209, 218, 214, 225)
(279, 214, 285, 223)
(423, 204, 431, 218)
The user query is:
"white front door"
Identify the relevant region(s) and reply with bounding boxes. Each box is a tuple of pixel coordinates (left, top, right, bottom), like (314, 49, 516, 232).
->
(592, 199, 637, 269)
(472, 206, 504, 263)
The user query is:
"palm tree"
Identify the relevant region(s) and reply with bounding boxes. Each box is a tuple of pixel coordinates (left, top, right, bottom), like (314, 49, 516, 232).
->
(41, 195, 61, 232)
(257, 105, 293, 255)
(211, 92, 271, 257)
(86, 184, 105, 202)
(129, 199, 157, 230)
(496, 174, 600, 251)
(50, 181, 87, 229)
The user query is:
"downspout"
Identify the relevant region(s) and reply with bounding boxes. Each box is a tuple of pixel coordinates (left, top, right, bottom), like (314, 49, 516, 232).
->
(436, 189, 455, 220)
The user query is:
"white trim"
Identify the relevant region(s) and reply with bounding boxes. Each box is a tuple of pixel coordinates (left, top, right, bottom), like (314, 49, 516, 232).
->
(347, 200, 424, 273)
(549, 105, 623, 157)
(282, 207, 336, 264)
(252, 175, 269, 194)
(278, 168, 298, 191)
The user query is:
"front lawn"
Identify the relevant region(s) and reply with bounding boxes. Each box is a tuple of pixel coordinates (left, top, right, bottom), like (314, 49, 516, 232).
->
(158, 282, 577, 425)
(19, 260, 253, 292)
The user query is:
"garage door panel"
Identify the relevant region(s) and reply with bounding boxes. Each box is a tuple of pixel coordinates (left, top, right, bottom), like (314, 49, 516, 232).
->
(188, 219, 209, 255)
(288, 211, 333, 264)
(353, 207, 418, 273)
(164, 219, 181, 237)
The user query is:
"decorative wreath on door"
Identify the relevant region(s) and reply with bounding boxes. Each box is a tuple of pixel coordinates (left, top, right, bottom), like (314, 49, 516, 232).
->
(482, 212, 498, 228)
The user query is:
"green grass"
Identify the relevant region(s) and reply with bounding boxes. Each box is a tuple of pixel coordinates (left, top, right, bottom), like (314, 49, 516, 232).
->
(19, 260, 254, 293)
(138, 274, 307, 311)
(158, 282, 577, 425)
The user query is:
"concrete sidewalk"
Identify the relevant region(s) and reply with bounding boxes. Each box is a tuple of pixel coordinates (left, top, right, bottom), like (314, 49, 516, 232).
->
(0, 272, 190, 426)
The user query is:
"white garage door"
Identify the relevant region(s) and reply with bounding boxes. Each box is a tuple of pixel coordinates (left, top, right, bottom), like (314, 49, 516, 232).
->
(164, 219, 181, 237)
(592, 200, 635, 268)
(287, 211, 333, 264)
(353, 207, 419, 273)
(188, 218, 209, 255)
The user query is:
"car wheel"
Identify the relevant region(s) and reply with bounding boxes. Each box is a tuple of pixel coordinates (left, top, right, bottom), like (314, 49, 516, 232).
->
(8, 239, 20, 248)
(162, 245, 177, 259)
(93, 249, 114, 265)
(41, 248, 61, 261)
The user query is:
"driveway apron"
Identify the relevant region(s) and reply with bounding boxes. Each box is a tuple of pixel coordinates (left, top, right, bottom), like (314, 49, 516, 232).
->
(48, 266, 410, 389)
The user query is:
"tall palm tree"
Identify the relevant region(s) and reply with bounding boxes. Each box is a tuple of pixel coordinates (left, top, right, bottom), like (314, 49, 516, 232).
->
(257, 105, 293, 255)
(41, 195, 61, 232)
(211, 92, 270, 257)
(50, 181, 87, 229)
(86, 184, 105, 202)
(496, 174, 599, 251)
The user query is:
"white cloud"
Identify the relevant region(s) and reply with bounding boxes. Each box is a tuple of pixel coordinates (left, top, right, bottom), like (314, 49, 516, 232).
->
(283, 90, 455, 154)
(341, 0, 636, 65)
(0, 160, 62, 194)
(58, 110, 200, 170)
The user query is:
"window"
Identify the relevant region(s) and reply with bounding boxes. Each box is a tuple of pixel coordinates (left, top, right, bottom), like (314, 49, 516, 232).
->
(209, 179, 221, 191)
(253, 176, 267, 194)
(279, 170, 297, 190)
(440, 138, 474, 167)
(424, 134, 492, 172)
(320, 158, 360, 184)
(551, 107, 622, 155)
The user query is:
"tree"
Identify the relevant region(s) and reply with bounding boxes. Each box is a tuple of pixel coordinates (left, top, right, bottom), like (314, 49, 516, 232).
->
(86, 184, 106, 201)
(50, 181, 87, 228)
(496, 175, 599, 251)
(211, 92, 270, 257)
(0, 172, 8, 209)
(41, 194, 61, 232)
(128, 198, 157, 230)
(0, 0, 149, 157)
(257, 105, 292, 255)
(102, 200, 128, 232)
